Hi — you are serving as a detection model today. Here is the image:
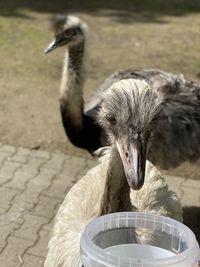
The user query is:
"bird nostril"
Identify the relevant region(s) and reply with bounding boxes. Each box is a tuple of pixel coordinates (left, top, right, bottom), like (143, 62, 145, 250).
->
(125, 152, 131, 164)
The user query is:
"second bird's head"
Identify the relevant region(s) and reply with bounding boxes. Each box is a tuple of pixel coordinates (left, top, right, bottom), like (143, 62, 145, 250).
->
(98, 79, 162, 190)
(44, 15, 87, 54)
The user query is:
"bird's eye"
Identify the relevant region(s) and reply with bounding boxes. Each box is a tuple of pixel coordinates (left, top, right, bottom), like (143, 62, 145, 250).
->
(151, 117, 157, 124)
(66, 28, 76, 36)
(105, 114, 117, 125)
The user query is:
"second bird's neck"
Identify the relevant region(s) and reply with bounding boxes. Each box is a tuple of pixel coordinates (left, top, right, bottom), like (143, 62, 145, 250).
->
(60, 41, 85, 128)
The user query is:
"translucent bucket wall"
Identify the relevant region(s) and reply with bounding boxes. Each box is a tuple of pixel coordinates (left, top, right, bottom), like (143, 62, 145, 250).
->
(80, 212, 199, 267)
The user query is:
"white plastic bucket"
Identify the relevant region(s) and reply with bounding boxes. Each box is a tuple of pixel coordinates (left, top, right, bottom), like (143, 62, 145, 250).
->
(80, 212, 199, 267)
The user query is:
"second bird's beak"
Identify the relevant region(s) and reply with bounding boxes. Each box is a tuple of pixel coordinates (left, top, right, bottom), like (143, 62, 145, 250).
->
(116, 137, 146, 190)
(44, 36, 67, 54)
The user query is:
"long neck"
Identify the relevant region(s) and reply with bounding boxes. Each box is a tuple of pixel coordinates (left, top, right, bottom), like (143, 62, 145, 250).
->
(99, 146, 132, 216)
(60, 41, 85, 130)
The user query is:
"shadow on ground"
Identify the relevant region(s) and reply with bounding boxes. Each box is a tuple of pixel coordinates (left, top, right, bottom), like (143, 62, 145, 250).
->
(2, 0, 200, 23)
(183, 206, 200, 244)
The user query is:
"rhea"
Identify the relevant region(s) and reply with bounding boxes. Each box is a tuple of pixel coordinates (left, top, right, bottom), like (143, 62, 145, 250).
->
(44, 14, 105, 153)
(44, 148, 182, 267)
(44, 80, 182, 266)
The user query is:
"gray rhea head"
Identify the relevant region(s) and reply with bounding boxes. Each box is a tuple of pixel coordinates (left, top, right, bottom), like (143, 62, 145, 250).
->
(98, 79, 162, 190)
(44, 15, 88, 53)
(99, 79, 162, 143)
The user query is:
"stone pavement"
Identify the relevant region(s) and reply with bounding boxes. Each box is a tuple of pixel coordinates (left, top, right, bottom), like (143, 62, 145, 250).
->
(0, 144, 199, 267)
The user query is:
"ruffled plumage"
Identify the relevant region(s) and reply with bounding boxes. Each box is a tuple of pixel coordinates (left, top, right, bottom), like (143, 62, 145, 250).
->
(44, 152, 182, 267)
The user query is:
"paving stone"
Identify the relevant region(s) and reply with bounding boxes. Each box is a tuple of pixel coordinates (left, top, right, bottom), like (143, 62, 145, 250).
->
(65, 155, 86, 169)
(0, 186, 21, 214)
(30, 195, 61, 219)
(1, 206, 24, 225)
(0, 257, 21, 267)
(13, 173, 58, 210)
(42, 175, 73, 199)
(40, 165, 64, 177)
(181, 186, 200, 206)
(12, 197, 35, 212)
(54, 150, 71, 160)
(42, 153, 65, 171)
(30, 150, 50, 159)
(0, 221, 19, 251)
(25, 168, 63, 198)
(0, 151, 11, 165)
(12, 214, 48, 241)
(0, 144, 16, 153)
(42, 217, 55, 232)
(26, 179, 50, 195)
(21, 253, 44, 267)
(0, 161, 22, 185)
(25, 169, 56, 192)
(164, 175, 184, 199)
(60, 160, 85, 178)
(8, 154, 28, 164)
(17, 147, 31, 156)
(27, 230, 50, 258)
(6, 158, 47, 190)
(0, 236, 33, 267)
(181, 178, 200, 190)
(167, 161, 200, 180)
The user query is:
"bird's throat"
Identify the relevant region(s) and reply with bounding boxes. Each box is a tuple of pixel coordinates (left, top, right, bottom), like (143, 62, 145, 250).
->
(99, 146, 132, 216)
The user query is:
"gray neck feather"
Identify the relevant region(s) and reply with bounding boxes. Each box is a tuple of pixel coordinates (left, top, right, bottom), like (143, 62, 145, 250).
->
(60, 41, 85, 128)
(68, 41, 85, 74)
(99, 145, 132, 216)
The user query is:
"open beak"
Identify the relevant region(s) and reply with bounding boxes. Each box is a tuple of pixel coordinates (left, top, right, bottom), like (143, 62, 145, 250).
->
(116, 137, 146, 190)
(44, 36, 67, 54)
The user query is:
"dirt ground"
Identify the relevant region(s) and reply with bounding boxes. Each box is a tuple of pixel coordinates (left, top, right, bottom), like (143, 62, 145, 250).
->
(1, 0, 200, 160)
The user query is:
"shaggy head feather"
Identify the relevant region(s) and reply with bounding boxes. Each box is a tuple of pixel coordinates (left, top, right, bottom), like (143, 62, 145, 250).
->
(50, 14, 88, 46)
(98, 79, 162, 143)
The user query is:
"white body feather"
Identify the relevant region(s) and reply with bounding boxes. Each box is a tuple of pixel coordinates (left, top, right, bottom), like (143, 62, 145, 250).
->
(44, 152, 182, 267)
